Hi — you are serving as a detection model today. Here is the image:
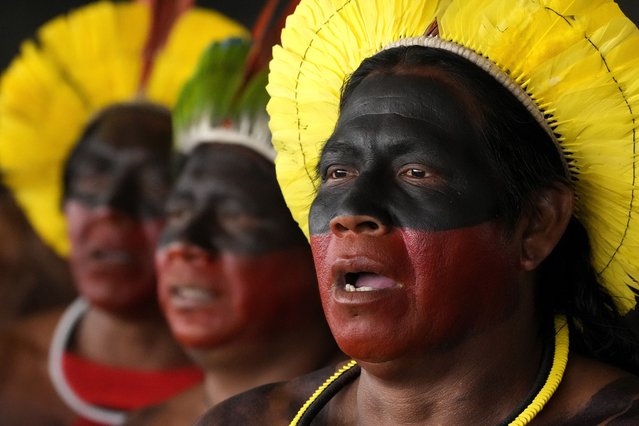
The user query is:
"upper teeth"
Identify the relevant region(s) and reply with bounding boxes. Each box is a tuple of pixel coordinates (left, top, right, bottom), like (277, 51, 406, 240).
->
(173, 286, 214, 301)
(345, 283, 375, 292)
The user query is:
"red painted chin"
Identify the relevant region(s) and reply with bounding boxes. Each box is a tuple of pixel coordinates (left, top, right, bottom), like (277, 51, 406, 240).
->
(162, 298, 232, 349)
(310, 223, 521, 362)
(156, 246, 322, 350)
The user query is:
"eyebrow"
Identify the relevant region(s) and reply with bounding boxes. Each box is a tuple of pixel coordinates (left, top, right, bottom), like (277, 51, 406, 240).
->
(320, 136, 363, 158)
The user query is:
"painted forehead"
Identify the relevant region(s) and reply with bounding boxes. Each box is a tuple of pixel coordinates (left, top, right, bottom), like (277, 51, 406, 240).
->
(67, 105, 173, 175)
(177, 143, 276, 192)
(337, 70, 481, 130)
(88, 107, 172, 152)
(325, 71, 483, 162)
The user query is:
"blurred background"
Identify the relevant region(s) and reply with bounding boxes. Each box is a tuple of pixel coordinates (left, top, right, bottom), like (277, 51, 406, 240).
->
(2, 0, 637, 72)
(0, 0, 268, 328)
(0, 0, 265, 71)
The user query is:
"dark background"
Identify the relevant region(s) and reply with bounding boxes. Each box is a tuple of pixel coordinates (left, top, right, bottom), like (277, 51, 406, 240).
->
(1, 0, 638, 72)
(0, 0, 265, 72)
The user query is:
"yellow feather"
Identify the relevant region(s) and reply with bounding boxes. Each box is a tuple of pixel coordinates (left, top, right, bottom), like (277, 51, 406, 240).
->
(0, 39, 89, 255)
(38, 2, 149, 109)
(0, 1, 248, 257)
(145, 8, 249, 107)
(437, 0, 639, 312)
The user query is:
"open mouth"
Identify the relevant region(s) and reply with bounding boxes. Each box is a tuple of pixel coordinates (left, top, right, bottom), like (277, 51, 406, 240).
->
(343, 272, 399, 292)
(170, 285, 217, 308)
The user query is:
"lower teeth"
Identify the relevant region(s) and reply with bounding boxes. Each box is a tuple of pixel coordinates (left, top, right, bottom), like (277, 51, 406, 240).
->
(345, 283, 375, 292)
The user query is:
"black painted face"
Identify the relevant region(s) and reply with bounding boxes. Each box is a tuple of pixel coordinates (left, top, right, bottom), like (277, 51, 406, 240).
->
(159, 143, 306, 254)
(65, 117, 172, 218)
(310, 72, 502, 234)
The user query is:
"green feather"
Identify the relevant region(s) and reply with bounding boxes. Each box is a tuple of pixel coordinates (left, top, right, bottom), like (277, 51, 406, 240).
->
(173, 37, 253, 137)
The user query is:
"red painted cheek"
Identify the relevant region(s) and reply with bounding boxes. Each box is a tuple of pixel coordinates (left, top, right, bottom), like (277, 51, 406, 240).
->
(157, 247, 321, 349)
(155, 248, 194, 317)
(309, 234, 332, 297)
(310, 223, 520, 361)
(401, 225, 520, 343)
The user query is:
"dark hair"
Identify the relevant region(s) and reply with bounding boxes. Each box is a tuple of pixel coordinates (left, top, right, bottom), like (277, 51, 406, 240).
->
(340, 45, 639, 374)
(62, 102, 174, 202)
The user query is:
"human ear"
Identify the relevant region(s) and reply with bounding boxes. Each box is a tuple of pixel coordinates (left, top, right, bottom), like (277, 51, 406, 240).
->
(519, 183, 574, 271)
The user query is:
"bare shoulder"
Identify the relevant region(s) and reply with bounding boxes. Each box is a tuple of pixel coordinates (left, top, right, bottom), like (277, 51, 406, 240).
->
(538, 353, 639, 425)
(195, 363, 344, 426)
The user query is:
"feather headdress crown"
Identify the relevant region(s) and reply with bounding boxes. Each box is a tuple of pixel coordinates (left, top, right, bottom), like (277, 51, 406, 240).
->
(267, 0, 639, 313)
(172, 0, 302, 160)
(0, 1, 248, 256)
(172, 37, 274, 161)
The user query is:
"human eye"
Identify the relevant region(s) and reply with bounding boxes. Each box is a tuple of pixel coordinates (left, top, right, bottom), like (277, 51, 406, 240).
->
(71, 174, 111, 196)
(68, 156, 111, 195)
(325, 165, 358, 183)
(404, 168, 427, 178)
(217, 211, 266, 243)
(165, 199, 192, 224)
(220, 212, 260, 230)
(398, 164, 443, 186)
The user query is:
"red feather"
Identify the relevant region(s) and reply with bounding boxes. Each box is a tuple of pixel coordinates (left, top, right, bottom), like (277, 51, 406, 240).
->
(137, 0, 196, 90)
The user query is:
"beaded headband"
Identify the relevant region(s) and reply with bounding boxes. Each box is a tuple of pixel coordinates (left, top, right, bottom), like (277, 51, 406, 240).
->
(267, 0, 639, 313)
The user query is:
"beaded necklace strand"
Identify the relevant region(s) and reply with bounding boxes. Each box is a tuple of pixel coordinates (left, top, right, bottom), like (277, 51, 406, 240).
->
(291, 315, 569, 426)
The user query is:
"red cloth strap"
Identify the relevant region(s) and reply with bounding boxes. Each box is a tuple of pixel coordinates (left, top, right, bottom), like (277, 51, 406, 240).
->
(63, 351, 203, 424)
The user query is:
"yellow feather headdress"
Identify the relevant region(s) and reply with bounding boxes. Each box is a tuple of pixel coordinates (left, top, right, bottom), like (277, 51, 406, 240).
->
(0, 1, 249, 256)
(267, 0, 639, 313)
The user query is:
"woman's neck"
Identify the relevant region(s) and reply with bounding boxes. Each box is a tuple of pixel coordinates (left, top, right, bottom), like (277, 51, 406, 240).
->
(72, 300, 191, 370)
(350, 307, 545, 425)
(199, 323, 341, 406)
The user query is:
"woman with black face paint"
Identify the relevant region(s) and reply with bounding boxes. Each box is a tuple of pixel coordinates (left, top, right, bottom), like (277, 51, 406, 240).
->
(0, 2, 249, 424)
(195, 0, 639, 425)
(125, 35, 341, 426)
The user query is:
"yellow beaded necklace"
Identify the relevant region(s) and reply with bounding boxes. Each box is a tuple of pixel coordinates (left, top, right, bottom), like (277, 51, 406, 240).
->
(291, 315, 569, 426)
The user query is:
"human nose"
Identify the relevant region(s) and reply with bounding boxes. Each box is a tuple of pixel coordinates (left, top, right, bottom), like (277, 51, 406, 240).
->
(160, 209, 218, 254)
(329, 214, 390, 237)
(159, 241, 211, 262)
(100, 175, 137, 216)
